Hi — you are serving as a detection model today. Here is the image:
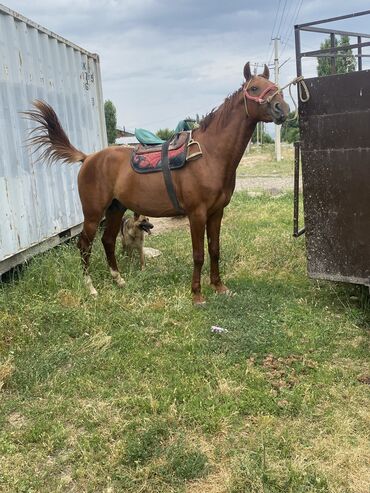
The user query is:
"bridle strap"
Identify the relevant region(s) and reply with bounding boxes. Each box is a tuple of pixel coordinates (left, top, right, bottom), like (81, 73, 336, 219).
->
(243, 78, 279, 118)
(242, 75, 309, 119)
(244, 79, 279, 104)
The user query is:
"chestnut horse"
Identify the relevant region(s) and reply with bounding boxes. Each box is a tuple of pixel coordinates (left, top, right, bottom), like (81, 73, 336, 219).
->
(25, 62, 289, 304)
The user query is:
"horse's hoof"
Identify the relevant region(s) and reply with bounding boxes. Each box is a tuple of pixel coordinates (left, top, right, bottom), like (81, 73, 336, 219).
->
(115, 277, 125, 288)
(193, 295, 206, 306)
(110, 268, 125, 287)
(84, 275, 98, 296)
(211, 283, 231, 295)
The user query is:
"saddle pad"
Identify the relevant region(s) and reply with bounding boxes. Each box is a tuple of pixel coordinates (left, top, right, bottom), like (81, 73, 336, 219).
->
(131, 138, 188, 174)
(135, 131, 189, 155)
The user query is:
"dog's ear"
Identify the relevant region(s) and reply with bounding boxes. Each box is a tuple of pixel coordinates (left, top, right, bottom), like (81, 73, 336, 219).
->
(134, 212, 140, 220)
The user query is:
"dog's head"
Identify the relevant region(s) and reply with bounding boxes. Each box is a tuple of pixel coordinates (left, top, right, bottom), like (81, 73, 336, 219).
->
(134, 214, 154, 235)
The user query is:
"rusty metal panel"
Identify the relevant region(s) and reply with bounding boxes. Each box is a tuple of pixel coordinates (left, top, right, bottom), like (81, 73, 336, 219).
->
(0, 4, 107, 274)
(299, 70, 370, 286)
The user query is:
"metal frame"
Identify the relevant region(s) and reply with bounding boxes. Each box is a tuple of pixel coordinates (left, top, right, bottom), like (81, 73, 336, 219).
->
(293, 10, 370, 238)
(295, 9, 370, 76)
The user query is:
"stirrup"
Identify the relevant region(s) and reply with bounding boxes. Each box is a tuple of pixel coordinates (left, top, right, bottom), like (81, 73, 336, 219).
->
(187, 138, 202, 161)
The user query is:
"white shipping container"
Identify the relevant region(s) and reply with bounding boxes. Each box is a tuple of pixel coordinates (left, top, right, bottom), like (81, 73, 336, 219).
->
(0, 4, 107, 275)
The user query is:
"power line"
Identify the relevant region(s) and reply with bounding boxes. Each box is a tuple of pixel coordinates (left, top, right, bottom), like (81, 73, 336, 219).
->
(276, 0, 289, 39)
(264, 0, 282, 64)
(281, 0, 299, 45)
(270, 0, 282, 39)
(281, 0, 304, 57)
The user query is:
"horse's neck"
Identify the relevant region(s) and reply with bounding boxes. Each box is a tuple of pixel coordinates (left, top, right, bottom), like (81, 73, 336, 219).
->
(199, 93, 257, 181)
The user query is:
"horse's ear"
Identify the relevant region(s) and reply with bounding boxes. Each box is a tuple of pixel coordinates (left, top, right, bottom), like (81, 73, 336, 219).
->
(244, 62, 252, 81)
(262, 64, 270, 79)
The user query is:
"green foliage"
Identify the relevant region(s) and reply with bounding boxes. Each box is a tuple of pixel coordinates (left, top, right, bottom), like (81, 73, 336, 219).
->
(262, 132, 274, 144)
(156, 128, 174, 140)
(104, 100, 117, 144)
(317, 35, 356, 76)
(251, 125, 274, 144)
(183, 116, 197, 129)
(281, 112, 299, 143)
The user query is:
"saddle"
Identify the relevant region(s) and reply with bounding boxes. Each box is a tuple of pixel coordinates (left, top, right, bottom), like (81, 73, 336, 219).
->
(130, 131, 203, 213)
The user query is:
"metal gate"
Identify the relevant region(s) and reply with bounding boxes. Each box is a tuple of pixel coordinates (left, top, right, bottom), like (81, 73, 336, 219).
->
(295, 10, 370, 287)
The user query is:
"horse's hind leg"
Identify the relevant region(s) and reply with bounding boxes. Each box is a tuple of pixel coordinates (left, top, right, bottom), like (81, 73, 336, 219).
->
(102, 200, 127, 287)
(78, 216, 101, 296)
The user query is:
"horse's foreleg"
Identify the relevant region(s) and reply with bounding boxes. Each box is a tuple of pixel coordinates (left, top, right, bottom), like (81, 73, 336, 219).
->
(207, 208, 229, 294)
(78, 218, 100, 296)
(102, 204, 126, 287)
(189, 211, 207, 305)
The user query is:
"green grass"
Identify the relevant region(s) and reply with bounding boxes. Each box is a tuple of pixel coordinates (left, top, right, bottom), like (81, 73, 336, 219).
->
(238, 143, 294, 177)
(0, 193, 369, 493)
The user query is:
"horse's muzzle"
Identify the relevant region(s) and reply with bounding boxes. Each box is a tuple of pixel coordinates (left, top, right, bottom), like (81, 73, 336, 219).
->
(271, 100, 289, 125)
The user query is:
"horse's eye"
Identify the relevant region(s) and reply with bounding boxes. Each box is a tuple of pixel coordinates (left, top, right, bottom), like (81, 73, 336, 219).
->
(251, 86, 258, 91)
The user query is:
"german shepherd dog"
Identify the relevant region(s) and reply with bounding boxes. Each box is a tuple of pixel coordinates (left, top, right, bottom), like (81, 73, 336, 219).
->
(120, 213, 154, 269)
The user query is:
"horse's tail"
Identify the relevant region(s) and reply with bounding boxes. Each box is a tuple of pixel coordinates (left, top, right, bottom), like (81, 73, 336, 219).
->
(23, 100, 87, 164)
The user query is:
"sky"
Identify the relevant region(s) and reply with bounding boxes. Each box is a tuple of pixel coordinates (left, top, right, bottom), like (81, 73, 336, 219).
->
(4, 0, 370, 133)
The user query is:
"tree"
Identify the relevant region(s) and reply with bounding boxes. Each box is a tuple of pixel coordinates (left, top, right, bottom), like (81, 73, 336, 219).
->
(156, 128, 174, 140)
(281, 112, 299, 143)
(104, 100, 117, 144)
(251, 124, 274, 144)
(317, 35, 356, 76)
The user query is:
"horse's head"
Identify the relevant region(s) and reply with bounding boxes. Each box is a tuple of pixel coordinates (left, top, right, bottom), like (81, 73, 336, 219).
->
(243, 62, 289, 124)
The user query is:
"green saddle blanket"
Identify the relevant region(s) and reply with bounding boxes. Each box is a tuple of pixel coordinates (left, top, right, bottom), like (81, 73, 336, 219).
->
(135, 121, 194, 146)
(135, 128, 164, 145)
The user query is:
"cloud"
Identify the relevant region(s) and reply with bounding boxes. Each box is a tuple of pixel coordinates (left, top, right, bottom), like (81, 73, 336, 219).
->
(5, 0, 370, 131)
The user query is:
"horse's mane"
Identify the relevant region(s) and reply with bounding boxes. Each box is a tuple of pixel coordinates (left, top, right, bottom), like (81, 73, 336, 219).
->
(199, 85, 244, 131)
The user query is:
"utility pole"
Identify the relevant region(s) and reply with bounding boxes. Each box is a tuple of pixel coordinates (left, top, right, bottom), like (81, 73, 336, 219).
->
(253, 64, 260, 148)
(273, 37, 281, 162)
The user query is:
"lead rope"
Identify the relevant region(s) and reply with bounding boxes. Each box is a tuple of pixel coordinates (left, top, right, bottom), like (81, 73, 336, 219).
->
(286, 76, 310, 121)
(266, 76, 310, 121)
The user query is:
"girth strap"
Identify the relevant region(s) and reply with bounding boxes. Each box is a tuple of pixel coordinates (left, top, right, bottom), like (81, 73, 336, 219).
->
(161, 140, 184, 213)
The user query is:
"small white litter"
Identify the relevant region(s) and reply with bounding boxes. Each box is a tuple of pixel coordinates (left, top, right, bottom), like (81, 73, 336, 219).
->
(143, 247, 162, 258)
(211, 326, 228, 334)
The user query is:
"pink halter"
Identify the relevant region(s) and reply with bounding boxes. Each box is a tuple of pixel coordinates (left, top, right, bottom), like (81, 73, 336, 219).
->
(243, 79, 280, 105)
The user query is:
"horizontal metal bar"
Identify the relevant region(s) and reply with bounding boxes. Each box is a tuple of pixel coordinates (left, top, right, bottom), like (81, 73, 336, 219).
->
(296, 9, 370, 28)
(300, 26, 370, 39)
(314, 53, 370, 58)
(301, 40, 370, 58)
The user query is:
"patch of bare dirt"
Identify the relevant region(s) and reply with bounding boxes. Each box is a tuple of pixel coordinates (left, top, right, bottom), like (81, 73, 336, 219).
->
(357, 374, 370, 385)
(235, 176, 294, 193)
(150, 215, 189, 235)
(8, 412, 27, 428)
(261, 354, 318, 392)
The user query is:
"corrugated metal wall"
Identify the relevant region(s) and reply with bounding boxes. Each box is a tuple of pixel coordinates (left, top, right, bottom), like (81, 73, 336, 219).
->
(0, 4, 107, 272)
